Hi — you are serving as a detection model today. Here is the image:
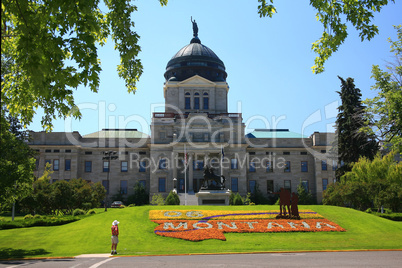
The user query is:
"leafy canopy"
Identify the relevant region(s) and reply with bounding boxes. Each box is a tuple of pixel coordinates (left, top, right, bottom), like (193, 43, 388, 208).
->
(1, 0, 167, 131)
(363, 25, 402, 152)
(258, 0, 395, 73)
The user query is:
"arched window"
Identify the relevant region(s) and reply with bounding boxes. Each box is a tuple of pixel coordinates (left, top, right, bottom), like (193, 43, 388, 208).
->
(203, 92, 209, 110)
(194, 92, 200, 109)
(185, 92, 191, 109)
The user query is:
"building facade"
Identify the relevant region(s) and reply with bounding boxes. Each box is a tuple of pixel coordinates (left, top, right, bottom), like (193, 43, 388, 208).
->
(29, 28, 337, 204)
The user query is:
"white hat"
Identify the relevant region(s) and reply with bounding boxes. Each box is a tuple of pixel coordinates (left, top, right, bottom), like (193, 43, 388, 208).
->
(112, 220, 119, 226)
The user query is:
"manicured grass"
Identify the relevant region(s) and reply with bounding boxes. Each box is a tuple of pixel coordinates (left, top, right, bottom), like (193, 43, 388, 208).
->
(0, 205, 401, 259)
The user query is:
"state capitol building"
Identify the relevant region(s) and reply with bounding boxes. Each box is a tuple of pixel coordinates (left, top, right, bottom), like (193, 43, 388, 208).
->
(28, 24, 336, 205)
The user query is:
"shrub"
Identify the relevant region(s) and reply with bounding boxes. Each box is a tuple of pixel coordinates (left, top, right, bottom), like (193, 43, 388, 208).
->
(86, 209, 96, 215)
(127, 204, 135, 207)
(150, 194, 165, 206)
(72, 209, 86, 216)
(165, 191, 180, 205)
(24, 214, 34, 220)
(232, 193, 244, 205)
(82, 202, 92, 210)
(33, 214, 42, 219)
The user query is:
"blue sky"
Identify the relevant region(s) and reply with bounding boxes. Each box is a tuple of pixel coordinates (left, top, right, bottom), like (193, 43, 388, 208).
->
(28, 0, 402, 137)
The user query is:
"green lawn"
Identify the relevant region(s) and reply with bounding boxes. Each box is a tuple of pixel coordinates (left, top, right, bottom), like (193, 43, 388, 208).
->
(0, 205, 401, 259)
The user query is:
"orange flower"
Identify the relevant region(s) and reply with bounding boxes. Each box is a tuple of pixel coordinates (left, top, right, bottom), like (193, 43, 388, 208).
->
(152, 219, 345, 241)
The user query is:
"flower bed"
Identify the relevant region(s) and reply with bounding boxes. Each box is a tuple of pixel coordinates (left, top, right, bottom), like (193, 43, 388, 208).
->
(150, 210, 345, 241)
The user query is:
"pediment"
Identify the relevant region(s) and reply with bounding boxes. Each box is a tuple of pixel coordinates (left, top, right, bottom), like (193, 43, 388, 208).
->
(178, 75, 216, 86)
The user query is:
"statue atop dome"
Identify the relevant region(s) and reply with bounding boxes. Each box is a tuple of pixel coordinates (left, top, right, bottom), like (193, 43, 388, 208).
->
(191, 17, 198, 37)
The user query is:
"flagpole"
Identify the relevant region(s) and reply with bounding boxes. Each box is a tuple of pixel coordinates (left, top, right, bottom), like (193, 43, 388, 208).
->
(184, 144, 187, 206)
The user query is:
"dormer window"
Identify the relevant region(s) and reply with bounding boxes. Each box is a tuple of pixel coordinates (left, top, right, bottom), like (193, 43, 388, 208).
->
(203, 92, 209, 109)
(185, 92, 191, 109)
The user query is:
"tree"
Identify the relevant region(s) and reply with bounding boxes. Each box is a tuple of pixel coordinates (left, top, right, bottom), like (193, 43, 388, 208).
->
(296, 181, 315, 205)
(363, 25, 402, 152)
(335, 76, 378, 179)
(165, 191, 180, 205)
(258, 0, 396, 73)
(0, 110, 36, 211)
(127, 182, 149, 206)
(323, 152, 402, 212)
(1, 0, 168, 131)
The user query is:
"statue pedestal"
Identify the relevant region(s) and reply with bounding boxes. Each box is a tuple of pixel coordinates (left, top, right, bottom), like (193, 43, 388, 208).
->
(195, 189, 231, 205)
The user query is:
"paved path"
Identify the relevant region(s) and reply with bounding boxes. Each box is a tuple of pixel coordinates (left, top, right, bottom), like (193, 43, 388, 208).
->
(0, 251, 401, 267)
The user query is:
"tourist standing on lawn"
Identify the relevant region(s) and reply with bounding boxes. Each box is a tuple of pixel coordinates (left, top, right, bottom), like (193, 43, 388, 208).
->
(111, 220, 119, 255)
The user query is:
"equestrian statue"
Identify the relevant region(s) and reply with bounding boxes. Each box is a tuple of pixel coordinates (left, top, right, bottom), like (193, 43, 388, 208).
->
(200, 165, 225, 190)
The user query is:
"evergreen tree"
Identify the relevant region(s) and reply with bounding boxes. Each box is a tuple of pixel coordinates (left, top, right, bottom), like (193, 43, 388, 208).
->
(335, 76, 378, 179)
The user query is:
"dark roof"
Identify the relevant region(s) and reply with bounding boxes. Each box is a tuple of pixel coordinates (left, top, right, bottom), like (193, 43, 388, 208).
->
(164, 36, 227, 82)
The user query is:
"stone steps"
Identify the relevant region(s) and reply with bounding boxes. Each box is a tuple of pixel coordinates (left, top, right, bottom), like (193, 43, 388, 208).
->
(178, 192, 198, 206)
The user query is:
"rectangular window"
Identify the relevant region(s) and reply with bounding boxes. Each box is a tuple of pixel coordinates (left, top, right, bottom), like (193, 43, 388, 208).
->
(85, 161, 92, 172)
(103, 161, 109, 172)
(284, 180, 291, 191)
(65, 149, 71, 153)
(159, 159, 167, 169)
(193, 160, 204, 170)
(203, 97, 209, 109)
(158, 178, 166, 192)
(139, 161, 146, 172)
(102, 180, 109, 194)
(52, 179, 58, 183)
(300, 152, 307, 155)
(45, 149, 51, 153)
(85, 151, 92, 155)
(45, 159, 51, 166)
(65, 159, 71, 171)
(139, 180, 146, 188)
(249, 162, 256, 172)
(185, 97, 191, 109)
(231, 178, 238, 192)
(322, 178, 328, 191)
(249, 180, 256, 194)
(322, 160, 327, 171)
(284, 161, 291, 172)
(231, 159, 238, 169)
(53, 159, 59, 171)
(53, 149, 60, 153)
(194, 97, 200, 109)
(301, 161, 308, 172)
(283, 152, 290, 155)
(266, 161, 273, 172)
(267, 180, 274, 194)
(120, 180, 128, 194)
(121, 161, 128, 172)
(302, 180, 309, 192)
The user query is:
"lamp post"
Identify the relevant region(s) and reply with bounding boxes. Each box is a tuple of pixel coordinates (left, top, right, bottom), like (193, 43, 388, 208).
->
(102, 151, 118, 211)
(173, 178, 177, 194)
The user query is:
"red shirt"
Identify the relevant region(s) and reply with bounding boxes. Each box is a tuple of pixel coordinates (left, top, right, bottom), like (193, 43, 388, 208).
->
(111, 225, 119, 236)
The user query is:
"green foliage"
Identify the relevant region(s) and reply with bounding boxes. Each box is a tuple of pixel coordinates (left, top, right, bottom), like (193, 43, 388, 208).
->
(72, 209, 86, 217)
(23, 214, 33, 220)
(0, 215, 81, 230)
(165, 191, 180, 205)
(363, 25, 402, 152)
(258, 1, 395, 74)
(127, 182, 149, 206)
(1, 0, 168, 131)
(296, 182, 316, 205)
(335, 76, 378, 179)
(19, 178, 105, 215)
(249, 183, 269, 205)
(232, 193, 244, 205)
(0, 111, 36, 211)
(324, 151, 402, 212)
(150, 194, 165, 206)
(86, 209, 96, 215)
